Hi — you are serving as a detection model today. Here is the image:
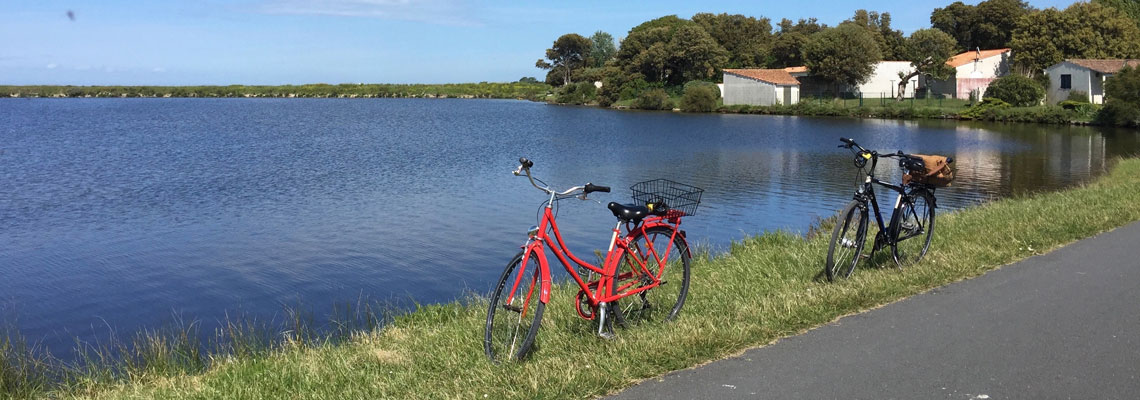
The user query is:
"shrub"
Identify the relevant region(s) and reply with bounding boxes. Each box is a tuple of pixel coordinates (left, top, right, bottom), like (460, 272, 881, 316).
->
(680, 82, 719, 112)
(1066, 90, 1089, 103)
(554, 82, 596, 105)
(1099, 66, 1140, 127)
(984, 75, 1044, 107)
(959, 98, 1011, 120)
(634, 88, 673, 110)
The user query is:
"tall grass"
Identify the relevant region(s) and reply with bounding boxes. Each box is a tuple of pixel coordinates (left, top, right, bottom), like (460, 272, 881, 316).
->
(6, 158, 1140, 399)
(0, 299, 396, 399)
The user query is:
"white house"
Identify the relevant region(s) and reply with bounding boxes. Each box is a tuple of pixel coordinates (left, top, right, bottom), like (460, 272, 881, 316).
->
(929, 48, 1011, 99)
(1045, 59, 1140, 104)
(722, 68, 800, 106)
(855, 61, 920, 98)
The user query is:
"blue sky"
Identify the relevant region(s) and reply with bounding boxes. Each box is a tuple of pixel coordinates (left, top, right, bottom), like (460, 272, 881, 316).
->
(2, 0, 1078, 85)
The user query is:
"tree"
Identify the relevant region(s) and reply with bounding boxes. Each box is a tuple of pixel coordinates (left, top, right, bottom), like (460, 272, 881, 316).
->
(1102, 65, 1140, 126)
(589, 31, 617, 68)
(930, 2, 977, 50)
(1011, 3, 1140, 75)
(802, 23, 883, 88)
(931, 0, 1032, 51)
(613, 15, 727, 86)
(1093, 0, 1140, 29)
(692, 13, 773, 68)
(983, 74, 1044, 106)
(895, 28, 958, 101)
(769, 18, 826, 68)
(536, 33, 593, 86)
(664, 24, 729, 85)
(848, 10, 906, 60)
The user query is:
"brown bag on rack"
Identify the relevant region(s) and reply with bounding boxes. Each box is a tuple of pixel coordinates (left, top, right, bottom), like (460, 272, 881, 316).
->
(903, 155, 954, 187)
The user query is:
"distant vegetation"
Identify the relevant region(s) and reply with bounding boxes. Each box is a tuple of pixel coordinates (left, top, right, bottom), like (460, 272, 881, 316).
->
(0, 81, 552, 100)
(534, 0, 1140, 127)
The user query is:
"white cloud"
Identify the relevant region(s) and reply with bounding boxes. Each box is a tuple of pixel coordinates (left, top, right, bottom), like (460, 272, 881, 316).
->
(46, 63, 58, 69)
(256, 0, 481, 26)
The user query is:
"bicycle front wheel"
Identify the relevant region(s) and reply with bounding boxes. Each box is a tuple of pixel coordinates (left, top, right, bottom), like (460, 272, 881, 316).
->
(484, 251, 545, 363)
(891, 189, 935, 267)
(610, 226, 691, 326)
(825, 200, 869, 282)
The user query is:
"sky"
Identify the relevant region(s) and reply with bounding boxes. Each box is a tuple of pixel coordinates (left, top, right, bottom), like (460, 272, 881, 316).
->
(1, 0, 1080, 86)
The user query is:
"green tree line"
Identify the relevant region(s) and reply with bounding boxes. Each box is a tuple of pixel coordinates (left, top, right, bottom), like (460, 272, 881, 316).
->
(536, 0, 1140, 110)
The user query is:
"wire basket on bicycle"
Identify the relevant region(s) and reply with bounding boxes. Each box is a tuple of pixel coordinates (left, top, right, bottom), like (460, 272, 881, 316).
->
(630, 179, 704, 217)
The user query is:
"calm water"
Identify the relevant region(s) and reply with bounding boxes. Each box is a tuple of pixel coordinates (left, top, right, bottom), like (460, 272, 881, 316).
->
(2, 98, 1138, 355)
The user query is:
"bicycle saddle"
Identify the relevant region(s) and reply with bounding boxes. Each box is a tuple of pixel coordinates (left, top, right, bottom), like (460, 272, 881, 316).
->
(608, 202, 650, 222)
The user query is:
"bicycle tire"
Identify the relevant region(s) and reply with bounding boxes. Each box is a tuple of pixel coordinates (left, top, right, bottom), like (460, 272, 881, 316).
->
(890, 189, 935, 267)
(484, 251, 545, 363)
(609, 225, 691, 327)
(825, 200, 869, 282)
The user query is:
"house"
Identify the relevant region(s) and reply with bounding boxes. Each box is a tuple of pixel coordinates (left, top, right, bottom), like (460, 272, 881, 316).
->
(855, 61, 920, 98)
(794, 62, 919, 98)
(928, 48, 1011, 99)
(722, 68, 800, 106)
(1045, 59, 1140, 104)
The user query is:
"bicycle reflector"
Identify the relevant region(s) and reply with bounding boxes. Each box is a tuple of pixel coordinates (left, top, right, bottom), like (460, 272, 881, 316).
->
(528, 225, 540, 238)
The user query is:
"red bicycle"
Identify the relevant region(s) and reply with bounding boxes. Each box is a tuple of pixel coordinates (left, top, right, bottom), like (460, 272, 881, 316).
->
(484, 157, 702, 362)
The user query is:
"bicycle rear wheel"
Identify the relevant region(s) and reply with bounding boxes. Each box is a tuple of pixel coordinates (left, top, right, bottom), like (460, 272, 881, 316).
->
(825, 200, 868, 282)
(891, 189, 935, 267)
(484, 251, 545, 363)
(610, 226, 691, 326)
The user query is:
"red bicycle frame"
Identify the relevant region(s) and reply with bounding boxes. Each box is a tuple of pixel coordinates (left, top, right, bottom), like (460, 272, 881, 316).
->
(504, 203, 686, 323)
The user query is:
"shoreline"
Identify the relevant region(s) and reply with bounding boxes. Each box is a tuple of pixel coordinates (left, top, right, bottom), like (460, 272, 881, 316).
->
(6, 156, 1140, 399)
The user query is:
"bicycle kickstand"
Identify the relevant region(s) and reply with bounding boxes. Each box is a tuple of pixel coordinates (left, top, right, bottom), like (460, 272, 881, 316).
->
(596, 302, 615, 340)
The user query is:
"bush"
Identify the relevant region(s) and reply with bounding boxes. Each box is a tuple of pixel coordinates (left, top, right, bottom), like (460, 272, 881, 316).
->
(984, 75, 1044, 107)
(1066, 90, 1089, 103)
(1099, 66, 1140, 127)
(959, 98, 1011, 120)
(680, 82, 719, 112)
(554, 82, 596, 105)
(633, 88, 673, 110)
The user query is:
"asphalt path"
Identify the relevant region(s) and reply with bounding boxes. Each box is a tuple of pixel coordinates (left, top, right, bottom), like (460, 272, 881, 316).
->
(609, 221, 1140, 400)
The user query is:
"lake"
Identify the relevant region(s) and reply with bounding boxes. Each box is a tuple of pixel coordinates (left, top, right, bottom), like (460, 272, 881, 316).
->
(2, 98, 1137, 356)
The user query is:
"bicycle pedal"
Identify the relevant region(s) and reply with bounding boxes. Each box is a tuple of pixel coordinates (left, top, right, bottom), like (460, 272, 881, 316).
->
(502, 304, 522, 313)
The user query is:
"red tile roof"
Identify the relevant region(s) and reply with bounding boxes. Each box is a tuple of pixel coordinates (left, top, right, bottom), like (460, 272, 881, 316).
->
(724, 68, 801, 85)
(1067, 59, 1140, 74)
(947, 48, 1011, 68)
(783, 66, 808, 73)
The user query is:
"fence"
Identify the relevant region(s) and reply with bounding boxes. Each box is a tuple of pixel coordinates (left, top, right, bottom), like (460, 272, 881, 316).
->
(799, 91, 973, 109)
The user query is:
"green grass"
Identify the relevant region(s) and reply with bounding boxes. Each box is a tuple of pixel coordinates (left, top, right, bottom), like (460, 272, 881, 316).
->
(7, 158, 1140, 399)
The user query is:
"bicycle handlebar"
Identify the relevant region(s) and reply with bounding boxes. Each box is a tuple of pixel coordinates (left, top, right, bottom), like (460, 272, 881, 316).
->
(513, 157, 608, 198)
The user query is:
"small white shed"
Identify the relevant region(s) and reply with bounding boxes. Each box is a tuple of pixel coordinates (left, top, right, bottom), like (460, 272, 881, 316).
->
(1045, 59, 1140, 104)
(722, 69, 800, 106)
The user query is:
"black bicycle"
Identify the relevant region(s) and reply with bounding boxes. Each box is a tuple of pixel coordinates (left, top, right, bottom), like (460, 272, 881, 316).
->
(825, 137, 952, 281)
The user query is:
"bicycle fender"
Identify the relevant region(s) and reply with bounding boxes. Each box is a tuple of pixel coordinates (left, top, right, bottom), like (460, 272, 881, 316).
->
(530, 246, 553, 304)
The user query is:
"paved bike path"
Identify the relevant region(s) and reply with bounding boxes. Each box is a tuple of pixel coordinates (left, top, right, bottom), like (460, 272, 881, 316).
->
(609, 221, 1140, 400)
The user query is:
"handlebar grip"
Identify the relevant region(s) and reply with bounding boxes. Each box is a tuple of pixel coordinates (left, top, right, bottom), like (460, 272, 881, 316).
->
(519, 157, 534, 169)
(840, 137, 855, 145)
(584, 183, 610, 194)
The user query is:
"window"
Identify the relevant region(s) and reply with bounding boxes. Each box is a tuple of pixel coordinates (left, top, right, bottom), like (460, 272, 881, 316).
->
(1060, 74, 1072, 89)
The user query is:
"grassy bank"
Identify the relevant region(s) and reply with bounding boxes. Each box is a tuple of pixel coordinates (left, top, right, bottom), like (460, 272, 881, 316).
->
(6, 159, 1140, 399)
(0, 82, 552, 100)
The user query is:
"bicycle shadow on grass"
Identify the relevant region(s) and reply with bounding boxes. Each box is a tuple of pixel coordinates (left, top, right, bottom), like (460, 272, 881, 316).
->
(811, 250, 899, 283)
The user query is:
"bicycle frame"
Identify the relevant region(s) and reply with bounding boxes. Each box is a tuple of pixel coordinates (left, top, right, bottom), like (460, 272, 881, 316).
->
(850, 151, 933, 252)
(504, 197, 685, 320)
